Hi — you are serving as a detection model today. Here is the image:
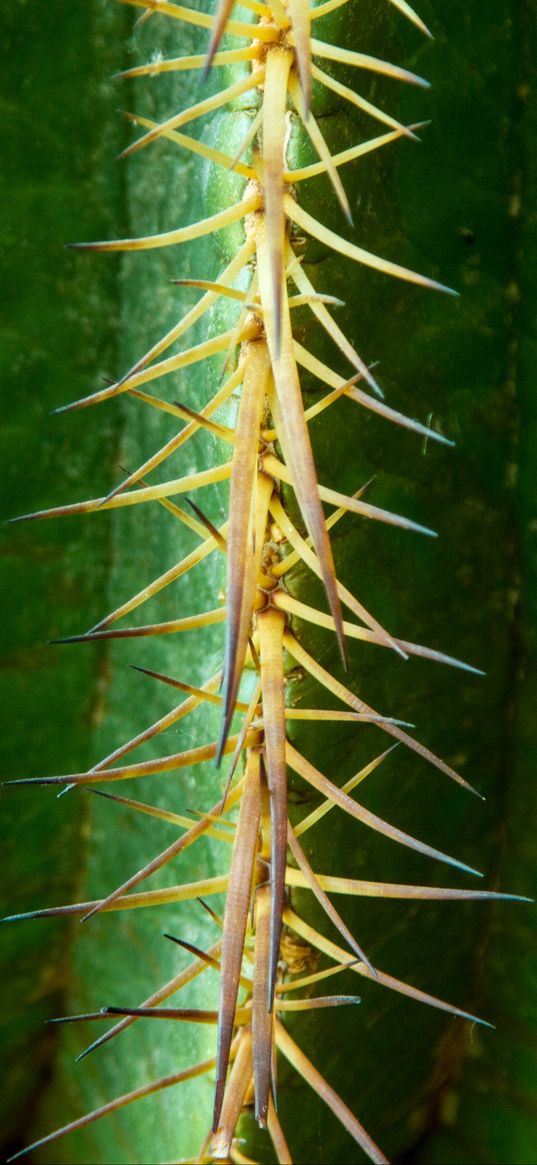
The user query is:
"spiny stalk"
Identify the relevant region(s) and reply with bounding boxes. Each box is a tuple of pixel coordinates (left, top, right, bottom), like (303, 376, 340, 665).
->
(5, 3, 528, 1164)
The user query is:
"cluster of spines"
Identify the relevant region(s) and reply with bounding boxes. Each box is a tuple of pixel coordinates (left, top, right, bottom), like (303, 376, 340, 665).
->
(4, 2, 530, 1163)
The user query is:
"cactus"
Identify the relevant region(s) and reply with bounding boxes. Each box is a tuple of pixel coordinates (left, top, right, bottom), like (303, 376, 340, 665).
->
(1, 2, 536, 1163)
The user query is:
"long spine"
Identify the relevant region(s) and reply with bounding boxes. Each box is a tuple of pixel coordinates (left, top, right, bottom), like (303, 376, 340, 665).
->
(6, 3, 525, 1163)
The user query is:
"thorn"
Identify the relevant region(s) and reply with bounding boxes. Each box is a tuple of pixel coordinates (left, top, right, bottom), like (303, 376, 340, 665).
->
(48, 633, 95, 646)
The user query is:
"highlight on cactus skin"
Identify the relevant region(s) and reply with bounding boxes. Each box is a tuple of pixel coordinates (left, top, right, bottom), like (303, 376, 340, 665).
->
(3, 2, 531, 1163)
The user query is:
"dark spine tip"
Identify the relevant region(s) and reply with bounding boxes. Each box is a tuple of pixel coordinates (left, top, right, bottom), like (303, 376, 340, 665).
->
(212, 1077, 226, 1133)
(48, 632, 99, 645)
(50, 398, 85, 415)
(76, 1040, 101, 1063)
(215, 726, 226, 769)
(337, 628, 349, 672)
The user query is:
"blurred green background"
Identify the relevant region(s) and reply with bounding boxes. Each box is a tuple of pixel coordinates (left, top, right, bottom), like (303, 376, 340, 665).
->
(1, 1, 536, 1162)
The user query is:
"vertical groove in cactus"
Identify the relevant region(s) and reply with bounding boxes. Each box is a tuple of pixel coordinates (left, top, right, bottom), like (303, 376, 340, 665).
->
(2, 1, 536, 1164)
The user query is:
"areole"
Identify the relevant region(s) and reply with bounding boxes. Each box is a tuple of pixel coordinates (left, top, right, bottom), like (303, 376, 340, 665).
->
(4, 2, 530, 1164)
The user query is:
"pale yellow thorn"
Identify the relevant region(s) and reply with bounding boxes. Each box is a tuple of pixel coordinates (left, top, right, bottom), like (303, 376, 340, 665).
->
(240, 0, 269, 14)
(75, 937, 225, 1062)
(73, 191, 259, 254)
(262, 47, 293, 349)
(123, 875, 230, 907)
(121, 69, 264, 159)
(284, 632, 478, 795)
(163, 402, 234, 444)
(275, 1021, 389, 1163)
(387, 0, 433, 38)
(295, 750, 394, 838)
(122, 801, 234, 845)
(38, 463, 233, 519)
(53, 877, 231, 916)
(122, 328, 246, 392)
(119, 0, 279, 41)
(255, 227, 347, 662)
(267, 498, 338, 570)
(289, 871, 515, 901)
(88, 671, 225, 771)
(94, 337, 217, 411)
(284, 910, 489, 1026)
(289, 73, 352, 222)
(89, 606, 228, 640)
(224, 678, 263, 794)
(172, 279, 248, 302)
(267, 1097, 292, 1165)
(228, 1146, 257, 1165)
(268, 478, 399, 653)
(131, 489, 214, 540)
(286, 194, 457, 294)
(121, 363, 243, 495)
(116, 46, 262, 79)
(265, 453, 434, 539)
(117, 241, 254, 385)
(158, 497, 210, 533)
(293, 338, 453, 445)
(244, 292, 342, 317)
(287, 121, 421, 183)
(289, 292, 343, 308)
(9, 1057, 219, 1164)
(254, 471, 278, 587)
(300, 379, 360, 423)
(268, 0, 290, 27)
(277, 588, 481, 676)
(285, 908, 371, 978)
(276, 996, 355, 1011)
(316, 480, 435, 536)
(31, 730, 260, 792)
(123, 111, 256, 180)
(284, 868, 374, 896)
(263, 375, 360, 442)
(276, 960, 360, 995)
(95, 523, 229, 628)
(77, 325, 248, 414)
(188, 809, 236, 832)
(311, 62, 419, 137)
(274, 592, 399, 648)
(284, 710, 394, 722)
(311, 35, 430, 87)
(125, 672, 247, 714)
(283, 250, 304, 280)
(288, 0, 312, 112)
(286, 243, 380, 393)
(219, 283, 259, 378)
(276, 591, 472, 675)
(227, 107, 263, 172)
(310, 0, 351, 18)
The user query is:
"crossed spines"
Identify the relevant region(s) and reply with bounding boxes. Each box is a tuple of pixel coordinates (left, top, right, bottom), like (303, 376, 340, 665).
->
(6, 4, 520, 1164)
